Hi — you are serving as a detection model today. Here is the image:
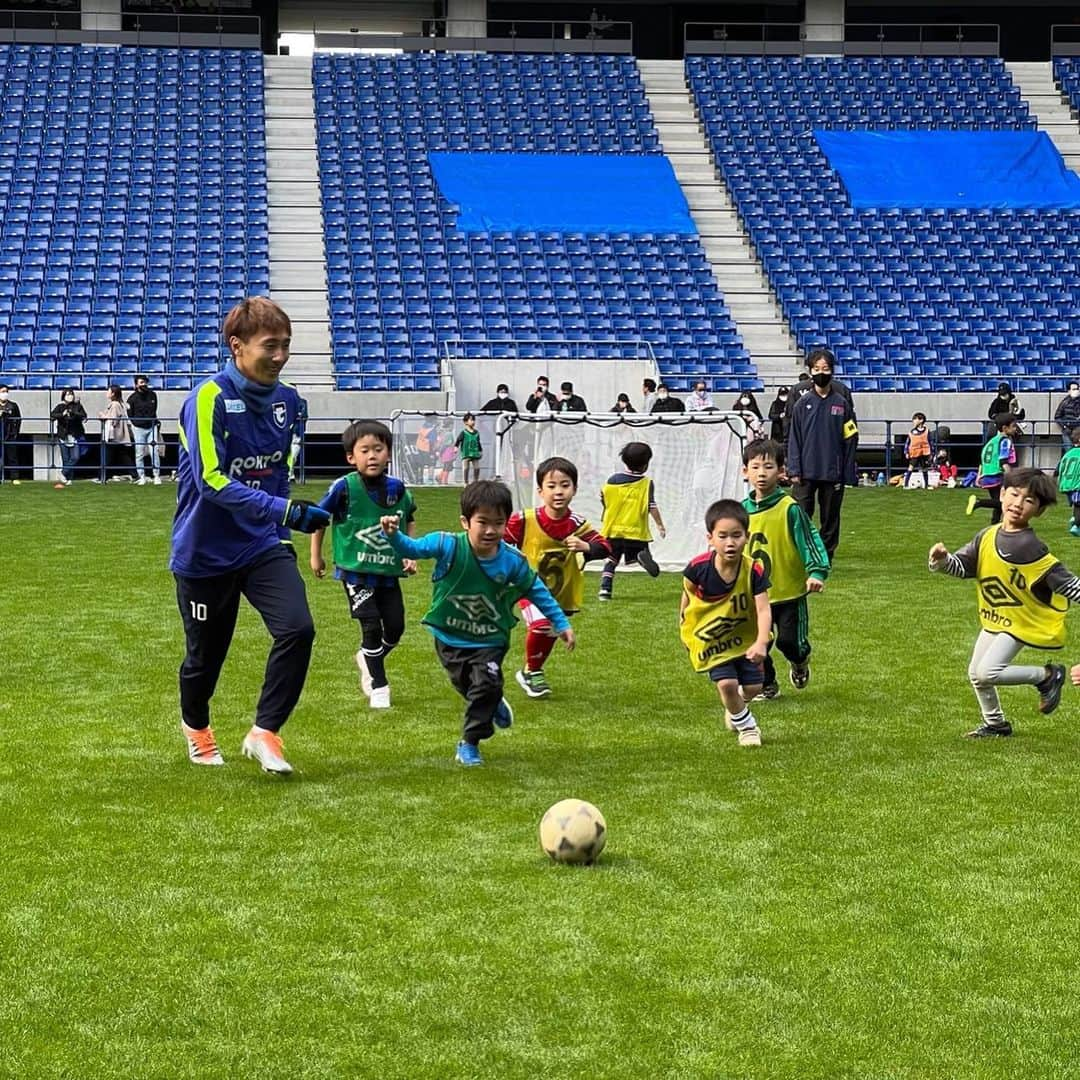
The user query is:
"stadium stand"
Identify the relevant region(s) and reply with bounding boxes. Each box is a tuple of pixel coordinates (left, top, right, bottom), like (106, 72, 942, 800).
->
(1055, 58, 1080, 118)
(312, 52, 755, 393)
(0, 44, 269, 391)
(687, 55, 1080, 393)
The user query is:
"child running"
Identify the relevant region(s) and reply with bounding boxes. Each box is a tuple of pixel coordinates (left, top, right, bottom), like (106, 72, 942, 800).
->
(380, 480, 574, 766)
(966, 412, 1020, 522)
(1058, 426, 1080, 537)
(455, 412, 482, 485)
(504, 456, 611, 698)
(598, 441, 667, 601)
(930, 468, 1077, 737)
(741, 438, 829, 699)
(311, 420, 416, 710)
(680, 498, 772, 747)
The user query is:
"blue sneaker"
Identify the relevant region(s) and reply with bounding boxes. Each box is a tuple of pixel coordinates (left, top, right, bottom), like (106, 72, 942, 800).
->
(455, 740, 483, 766)
(493, 697, 514, 729)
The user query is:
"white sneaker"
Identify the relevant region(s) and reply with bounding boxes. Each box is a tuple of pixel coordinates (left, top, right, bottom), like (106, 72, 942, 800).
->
(355, 649, 372, 697)
(136, 477, 147, 486)
(181, 721, 225, 766)
(369, 685, 391, 709)
(153, 475, 162, 486)
(241, 727, 293, 775)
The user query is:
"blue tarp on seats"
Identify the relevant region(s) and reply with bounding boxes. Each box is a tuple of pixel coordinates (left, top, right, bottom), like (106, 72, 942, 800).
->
(428, 152, 697, 234)
(814, 130, 1080, 209)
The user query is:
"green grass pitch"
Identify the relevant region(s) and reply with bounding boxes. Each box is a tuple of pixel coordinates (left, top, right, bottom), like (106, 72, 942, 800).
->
(3, 481, 1080, 1078)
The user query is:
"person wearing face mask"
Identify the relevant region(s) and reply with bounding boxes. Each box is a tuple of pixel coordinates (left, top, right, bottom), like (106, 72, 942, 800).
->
(731, 390, 762, 421)
(786, 348, 858, 561)
(768, 386, 789, 443)
(988, 382, 1025, 425)
(686, 380, 714, 413)
(1053, 382, 1080, 453)
(480, 383, 519, 414)
(558, 381, 587, 413)
(0, 383, 21, 483)
(49, 388, 87, 488)
(650, 383, 685, 414)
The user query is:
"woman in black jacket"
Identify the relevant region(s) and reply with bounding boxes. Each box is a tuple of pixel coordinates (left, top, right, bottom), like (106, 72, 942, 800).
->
(767, 386, 790, 442)
(50, 388, 87, 487)
(987, 382, 1025, 423)
(731, 390, 762, 420)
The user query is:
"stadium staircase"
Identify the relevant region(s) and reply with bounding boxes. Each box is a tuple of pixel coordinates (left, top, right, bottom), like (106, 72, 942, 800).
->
(1006, 61, 1080, 172)
(637, 59, 803, 388)
(263, 54, 333, 390)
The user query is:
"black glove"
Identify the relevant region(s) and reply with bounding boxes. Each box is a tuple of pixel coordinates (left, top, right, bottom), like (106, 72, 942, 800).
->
(283, 499, 331, 533)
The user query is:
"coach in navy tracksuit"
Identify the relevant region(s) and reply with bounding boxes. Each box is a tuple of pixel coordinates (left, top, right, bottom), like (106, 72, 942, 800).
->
(786, 348, 858, 562)
(170, 297, 330, 775)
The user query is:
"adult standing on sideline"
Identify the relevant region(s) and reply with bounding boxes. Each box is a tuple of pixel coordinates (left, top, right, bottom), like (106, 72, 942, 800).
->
(170, 297, 330, 776)
(0, 383, 21, 483)
(525, 375, 557, 414)
(1054, 381, 1080, 452)
(786, 349, 858, 561)
(98, 384, 134, 482)
(480, 383, 518, 414)
(767, 386, 789, 442)
(731, 390, 762, 420)
(558, 381, 587, 412)
(128, 373, 161, 486)
(50, 388, 87, 488)
(686, 379, 714, 413)
(650, 383, 685, 413)
(642, 378, 658, 414)
(988, 381, 1025, 424)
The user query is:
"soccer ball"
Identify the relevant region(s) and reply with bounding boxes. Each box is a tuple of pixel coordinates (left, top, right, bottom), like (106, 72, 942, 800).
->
(539, 799, 607, 865)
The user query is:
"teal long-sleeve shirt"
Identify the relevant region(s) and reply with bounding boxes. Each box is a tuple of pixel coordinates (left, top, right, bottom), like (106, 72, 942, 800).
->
(385, 529, 570, 647)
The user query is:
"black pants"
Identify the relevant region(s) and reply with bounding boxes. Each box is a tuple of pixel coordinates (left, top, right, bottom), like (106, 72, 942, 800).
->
(105, 442, 134, 479)
(972, 485, 1003, 525)
(793, 479, 844, 561)
(601, 538, 649, 594)
(0, 438, 17, 480)
(434, 640, 507, 744)
(175, 545, 315, 733)
(344, 578, 406, 690)
(762, 596, 811, 686)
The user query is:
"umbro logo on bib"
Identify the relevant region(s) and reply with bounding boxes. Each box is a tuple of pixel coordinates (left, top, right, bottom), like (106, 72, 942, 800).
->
(450, 594, 501, 621)
(353, 524, 394, 552)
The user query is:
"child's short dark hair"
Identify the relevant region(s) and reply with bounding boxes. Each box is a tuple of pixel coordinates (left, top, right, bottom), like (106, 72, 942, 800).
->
(536, 456, 578, 487)
(461, 479, 513, 521)
(1002, 468, 1057, 507)
(994, 412, 1018, 432)
(742, 437, 784, 468)
(463, 412, 475, 422)
(706, 498, 749, 533)
(619, 441, 652, 472)
(342, 419, 392, 454)
(912, 412, 926, 423)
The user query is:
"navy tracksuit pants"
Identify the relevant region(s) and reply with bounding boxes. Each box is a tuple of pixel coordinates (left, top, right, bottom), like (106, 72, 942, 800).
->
(175, 545, 315, 733)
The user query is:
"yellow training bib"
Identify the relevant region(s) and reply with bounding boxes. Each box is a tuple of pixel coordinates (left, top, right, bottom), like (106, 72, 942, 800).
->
(746, 495, 806, 604)
(680, 554, 760, 672)
(520, 508, 589, 614)
(976, 526, 1067, 649)
(601, 476, 651, 541)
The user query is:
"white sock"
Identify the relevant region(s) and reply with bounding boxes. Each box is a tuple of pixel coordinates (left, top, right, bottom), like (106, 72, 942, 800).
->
(729, 706, 757, 732)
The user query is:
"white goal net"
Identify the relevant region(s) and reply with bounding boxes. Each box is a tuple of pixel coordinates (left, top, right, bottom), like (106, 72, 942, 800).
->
(496, 412, 749, 571)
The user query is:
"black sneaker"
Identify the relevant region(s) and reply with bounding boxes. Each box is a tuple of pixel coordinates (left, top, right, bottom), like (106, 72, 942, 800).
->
(790, 662, 810, 690)
(754, 682, 780, 701)
(1037, 664, 1066, 715)
(636, 548, 660, 578)
(964, 721, 1013, 738)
